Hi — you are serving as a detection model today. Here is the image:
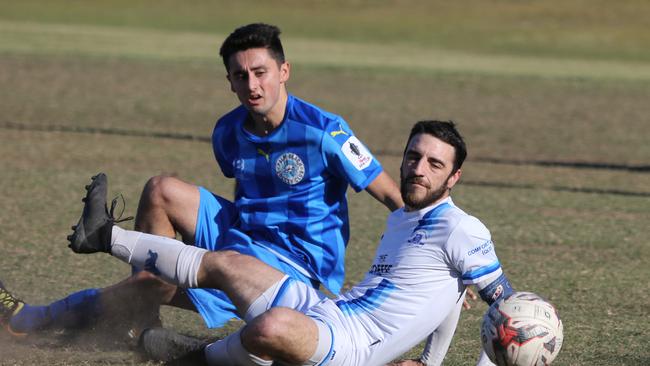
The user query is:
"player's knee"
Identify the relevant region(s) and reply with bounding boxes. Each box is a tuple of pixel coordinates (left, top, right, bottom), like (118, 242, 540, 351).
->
(141, 175, 178, 209)
(243, 308, 293, 348)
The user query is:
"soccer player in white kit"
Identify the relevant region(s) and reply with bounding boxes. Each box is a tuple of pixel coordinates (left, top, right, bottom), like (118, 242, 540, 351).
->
(67, 120, 513, 365)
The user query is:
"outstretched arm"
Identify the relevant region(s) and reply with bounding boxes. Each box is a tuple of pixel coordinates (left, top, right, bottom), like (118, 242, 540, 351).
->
(476, 272, 514, 306)
(465, 273, 514, 366)
(387, 290, 466, 366)
(365, 171, 404, 211)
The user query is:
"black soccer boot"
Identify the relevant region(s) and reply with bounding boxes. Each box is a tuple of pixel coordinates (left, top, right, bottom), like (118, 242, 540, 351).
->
(67, 173, 132, 254)
(138, 327, 209, 365)
(0, 281, 27, 337)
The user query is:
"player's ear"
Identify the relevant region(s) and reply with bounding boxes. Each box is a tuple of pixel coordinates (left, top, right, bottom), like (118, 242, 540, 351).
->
(280, 61, 290, 83)
(447, 168, 462, 189)
(226, 74, 235, 93)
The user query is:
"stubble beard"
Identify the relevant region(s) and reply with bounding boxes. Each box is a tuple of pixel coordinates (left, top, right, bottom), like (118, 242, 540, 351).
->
(400, 176, 449, 211)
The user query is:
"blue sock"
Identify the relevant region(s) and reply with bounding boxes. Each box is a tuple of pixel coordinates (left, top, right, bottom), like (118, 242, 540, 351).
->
(9, 288, 102, 333)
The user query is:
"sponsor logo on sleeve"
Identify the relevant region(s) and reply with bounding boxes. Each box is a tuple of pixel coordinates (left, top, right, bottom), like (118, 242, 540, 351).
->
(342, 136, 372, 170)
(467, 240, 494, 256)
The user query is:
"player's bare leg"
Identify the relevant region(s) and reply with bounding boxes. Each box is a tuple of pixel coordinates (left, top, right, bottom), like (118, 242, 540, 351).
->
(66, 174, 202, 334)
(124, 248, 323, 365)
(134, 175, 200, 243)
(106, 175, 202, 326)
(0, 175, 201, 338)
(137, 253, 325, 365)
(68, 174, 326, 364)
(238, 307, 321, 364)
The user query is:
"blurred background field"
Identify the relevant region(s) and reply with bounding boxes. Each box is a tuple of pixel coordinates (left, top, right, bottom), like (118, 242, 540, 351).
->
(0, 1, 648, 365)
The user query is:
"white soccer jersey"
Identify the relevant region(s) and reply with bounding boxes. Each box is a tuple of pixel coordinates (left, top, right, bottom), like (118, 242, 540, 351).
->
(305, 197, 502, 366)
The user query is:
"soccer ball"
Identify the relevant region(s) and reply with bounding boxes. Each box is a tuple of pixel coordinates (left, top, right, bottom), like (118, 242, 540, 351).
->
(481, 292, 563, 366)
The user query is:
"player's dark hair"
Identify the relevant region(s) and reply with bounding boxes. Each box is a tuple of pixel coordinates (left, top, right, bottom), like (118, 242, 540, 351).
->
(219, 23, 286, 71)
(405, 120, 467, 173)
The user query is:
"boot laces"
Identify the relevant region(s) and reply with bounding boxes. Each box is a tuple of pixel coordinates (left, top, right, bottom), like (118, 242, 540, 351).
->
(109, 194, 134, 224)
(0, 288, 21, 315)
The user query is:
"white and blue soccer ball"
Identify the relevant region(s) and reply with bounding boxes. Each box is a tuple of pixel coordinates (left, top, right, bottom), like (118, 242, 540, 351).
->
(481, 292, 564, 366)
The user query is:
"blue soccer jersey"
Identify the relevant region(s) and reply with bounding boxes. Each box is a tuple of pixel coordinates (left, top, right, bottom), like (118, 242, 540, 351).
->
(212, 94, 383, 293)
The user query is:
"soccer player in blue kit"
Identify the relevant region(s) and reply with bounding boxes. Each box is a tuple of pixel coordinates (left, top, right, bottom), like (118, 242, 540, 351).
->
(0, 23, 402, 336)
(65, 120, 512, 366)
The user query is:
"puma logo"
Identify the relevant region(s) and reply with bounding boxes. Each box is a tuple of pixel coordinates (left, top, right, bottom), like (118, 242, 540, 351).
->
(330, 124, 349, 138)
(144, 250, 161, 275)
(257, 148, 270, 162)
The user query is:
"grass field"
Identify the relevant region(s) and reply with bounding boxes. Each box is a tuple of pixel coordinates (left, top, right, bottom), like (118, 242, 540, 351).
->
(1, 1, 649, 365)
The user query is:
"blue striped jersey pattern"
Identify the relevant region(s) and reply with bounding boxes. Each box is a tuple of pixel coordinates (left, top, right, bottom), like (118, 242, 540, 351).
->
(410, 202, 452, 235)
(335, 279, 396, 315)
(212, 94, 383, 294)
(461, 260, 501, 282)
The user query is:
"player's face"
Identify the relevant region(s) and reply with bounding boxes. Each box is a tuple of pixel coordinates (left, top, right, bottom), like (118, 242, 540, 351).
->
(400, 133, 462, 211)
(227, 47, 290, 122)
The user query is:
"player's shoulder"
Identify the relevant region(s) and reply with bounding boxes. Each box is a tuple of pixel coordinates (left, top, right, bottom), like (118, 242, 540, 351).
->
(287, 94, 348, 132)
(212, 105, 247, 146)
(215, 105, 248, 131)
(444, 201, 491, 238)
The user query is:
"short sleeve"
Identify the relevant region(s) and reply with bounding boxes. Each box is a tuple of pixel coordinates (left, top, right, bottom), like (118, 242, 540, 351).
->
(320, 118, 383, 192)
(212, 121, 234, 178)
(446, 216, 502, 285)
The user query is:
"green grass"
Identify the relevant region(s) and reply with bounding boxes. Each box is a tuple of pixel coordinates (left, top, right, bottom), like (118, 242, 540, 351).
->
(0, 1, 649, 365)
(2, 19, 650, 81)
(1, 0, 649, 62)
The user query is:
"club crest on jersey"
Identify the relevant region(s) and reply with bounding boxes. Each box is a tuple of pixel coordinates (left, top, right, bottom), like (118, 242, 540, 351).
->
(275, 152, 305, 185)
(407, 229, 427, 246)
(341, 136, 372, 171)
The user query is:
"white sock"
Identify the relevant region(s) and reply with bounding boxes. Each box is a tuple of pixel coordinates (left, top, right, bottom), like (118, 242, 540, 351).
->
(476, 350, 497, 366)
(204, 329, 273, 366)
(110, 226, 206, 287)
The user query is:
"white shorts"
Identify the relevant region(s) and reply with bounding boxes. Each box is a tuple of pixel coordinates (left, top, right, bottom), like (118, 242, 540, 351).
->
(305, 300, 357, 365)
(261, 278, 357, 365)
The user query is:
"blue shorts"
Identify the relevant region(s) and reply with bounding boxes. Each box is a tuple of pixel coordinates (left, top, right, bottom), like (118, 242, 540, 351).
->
(186, 187, 318, 328)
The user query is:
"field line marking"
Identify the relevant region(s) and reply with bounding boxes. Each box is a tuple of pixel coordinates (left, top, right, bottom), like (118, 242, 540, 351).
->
(2, 120, 649, 174)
